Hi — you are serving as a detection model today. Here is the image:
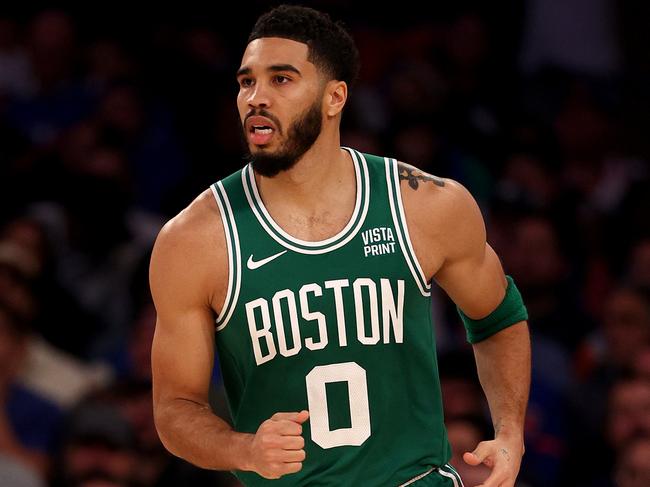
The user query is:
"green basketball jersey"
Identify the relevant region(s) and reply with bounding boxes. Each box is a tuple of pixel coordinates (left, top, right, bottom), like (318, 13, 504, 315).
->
(210, 148, 452, 486)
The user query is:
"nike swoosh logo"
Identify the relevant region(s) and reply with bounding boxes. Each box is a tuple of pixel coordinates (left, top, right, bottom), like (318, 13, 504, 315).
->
(247, 250, 288, 270)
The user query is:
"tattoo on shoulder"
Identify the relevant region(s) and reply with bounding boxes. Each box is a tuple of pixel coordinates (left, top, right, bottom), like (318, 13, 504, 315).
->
(397, 161, 445, 190)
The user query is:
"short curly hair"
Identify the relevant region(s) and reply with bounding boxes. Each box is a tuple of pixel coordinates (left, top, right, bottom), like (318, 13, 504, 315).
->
(248, 4, 360, 89)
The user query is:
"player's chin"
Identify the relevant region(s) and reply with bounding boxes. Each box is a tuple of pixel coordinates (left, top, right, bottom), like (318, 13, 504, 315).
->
(249, 140, 278, 152)
(248, 145, 270, 157)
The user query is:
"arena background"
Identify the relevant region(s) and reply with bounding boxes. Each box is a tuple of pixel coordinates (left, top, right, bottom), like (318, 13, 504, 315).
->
(0, 1, 649, 486)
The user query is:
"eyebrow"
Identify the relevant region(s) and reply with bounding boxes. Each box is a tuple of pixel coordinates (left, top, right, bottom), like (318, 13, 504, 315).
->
(236, 64, 302, 78)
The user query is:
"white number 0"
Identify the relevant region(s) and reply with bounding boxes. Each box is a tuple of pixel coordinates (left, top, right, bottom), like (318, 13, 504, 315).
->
(305, 362, 371, 449)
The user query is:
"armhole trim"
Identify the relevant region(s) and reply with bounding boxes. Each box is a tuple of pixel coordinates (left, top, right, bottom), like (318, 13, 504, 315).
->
(210, 182, 241, 331)
(385, 158, 432, 297)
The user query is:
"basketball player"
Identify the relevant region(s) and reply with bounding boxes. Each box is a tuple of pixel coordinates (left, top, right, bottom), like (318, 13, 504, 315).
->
(150, 5, 531, 486)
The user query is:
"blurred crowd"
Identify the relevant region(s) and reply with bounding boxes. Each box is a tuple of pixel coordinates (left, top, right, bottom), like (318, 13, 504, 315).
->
(0, 1, 649, 486)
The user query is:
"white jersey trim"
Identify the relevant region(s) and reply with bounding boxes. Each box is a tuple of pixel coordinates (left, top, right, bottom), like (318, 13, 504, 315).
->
(438, 464, 464, 487)
(398, 466, 436, 486)
(210, 182, 241, 331)
(391, 159, 432, 292)
(249, 147, 362, 246)
(241, 148, 370, 255)
(385, 158, 431, 297)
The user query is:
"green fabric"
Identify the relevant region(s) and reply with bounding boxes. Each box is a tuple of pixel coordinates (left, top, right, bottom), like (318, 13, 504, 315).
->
(398, 464, 462, 486)
(457, 275, 528, 344)
(211, 149, 452, 486)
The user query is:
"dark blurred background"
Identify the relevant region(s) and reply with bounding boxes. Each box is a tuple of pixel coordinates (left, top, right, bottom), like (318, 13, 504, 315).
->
(0, 1, 649, 486)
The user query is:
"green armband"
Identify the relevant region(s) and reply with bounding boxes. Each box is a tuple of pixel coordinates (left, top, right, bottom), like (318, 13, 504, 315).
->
(457, 275, 528, 344)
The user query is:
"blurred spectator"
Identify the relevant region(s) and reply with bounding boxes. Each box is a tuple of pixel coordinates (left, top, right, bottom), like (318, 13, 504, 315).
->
(503, 214, 592, 350)
(438, 350, 487, 420)
(441, 11, 505, 146)
(520, 0, 621, 77)
(27, 141, 161, 361)
(445, 414, 491, 486)
(0, 453, 45, 487)
(600, 287, 650, 371)
(0, 304, 59, 478)
(606, 377, 650, 451)
(570, 375, 650, 487)
(80, 382, 241, 487)
(391, 122, 442, 174)
(27, 11, 76, 92)
(613, 436, 650, 487)
(0, 220, 111, 409)
(110, 383, 161, 485)
(0, 217, 98, 356)
(577, 286, 650, 379)
(0, 18, 35, 100)
(51, 401, 138, 487)
(572, 286, 650, 442)
(95, 82, 187, 213)
(84, 39, 136, 95)
(627, 238, 650, 292)
(522, 337, 570, 487)
(105, 300, 156, 382)
(125, 303, 155, 383)
(0, 239, 40, 324)
(555, 88, 643, 213)
(495, 151, 558, 212)
(634, 345, 650, 380)
(386, 59, 447, 126)
(339, 129, 383, 156)
(5, 11, 96, 146)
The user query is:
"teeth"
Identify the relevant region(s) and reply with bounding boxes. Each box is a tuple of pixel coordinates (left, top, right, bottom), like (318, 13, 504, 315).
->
(254, 127, 272, 134)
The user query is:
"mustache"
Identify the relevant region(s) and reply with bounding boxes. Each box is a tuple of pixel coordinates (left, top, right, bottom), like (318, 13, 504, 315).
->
(244, 109, 283, 133)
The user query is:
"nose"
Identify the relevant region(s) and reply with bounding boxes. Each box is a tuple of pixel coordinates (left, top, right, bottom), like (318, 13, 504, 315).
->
(247, 81, 271, 109)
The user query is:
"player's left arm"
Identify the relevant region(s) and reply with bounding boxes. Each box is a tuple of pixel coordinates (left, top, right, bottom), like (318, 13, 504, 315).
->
(434, 180, 530, 487)
(411, 172, 530, 487)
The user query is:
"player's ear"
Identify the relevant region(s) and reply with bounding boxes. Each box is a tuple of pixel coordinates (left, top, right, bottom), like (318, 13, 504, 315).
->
(324, 80, 347, 117)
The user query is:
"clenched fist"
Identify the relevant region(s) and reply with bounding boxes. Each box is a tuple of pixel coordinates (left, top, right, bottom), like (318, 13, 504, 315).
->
(247, 410, 310, 479)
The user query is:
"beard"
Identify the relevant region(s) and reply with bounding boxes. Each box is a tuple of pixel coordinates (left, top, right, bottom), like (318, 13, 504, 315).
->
(241, 98, 323, 178)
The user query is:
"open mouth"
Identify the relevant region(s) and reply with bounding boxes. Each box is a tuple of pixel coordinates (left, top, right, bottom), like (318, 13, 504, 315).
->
(249, 125, 275, 145)
(246, 115, 278, 146)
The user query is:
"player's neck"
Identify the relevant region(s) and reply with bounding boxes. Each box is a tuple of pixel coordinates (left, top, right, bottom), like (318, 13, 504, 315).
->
(254, 133, 353, 214)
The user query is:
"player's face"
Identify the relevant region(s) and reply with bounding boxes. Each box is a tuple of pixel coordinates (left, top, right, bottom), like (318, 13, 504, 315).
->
(236, 37, 325, 177)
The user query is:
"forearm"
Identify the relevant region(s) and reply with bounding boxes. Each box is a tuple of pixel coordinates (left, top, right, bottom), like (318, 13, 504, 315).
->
(155, 397, 253, 471)
(472, 321, 531, 441)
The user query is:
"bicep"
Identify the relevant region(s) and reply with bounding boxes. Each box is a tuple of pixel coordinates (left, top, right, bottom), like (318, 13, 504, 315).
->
(151, 308, 215, 409)
(430, 181, 508, 319)
(149, 220, 218, 410)
(434, 242, 507, 319)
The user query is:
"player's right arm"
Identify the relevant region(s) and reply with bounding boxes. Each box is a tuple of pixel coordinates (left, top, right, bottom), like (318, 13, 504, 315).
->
(150, 190, 308, 478)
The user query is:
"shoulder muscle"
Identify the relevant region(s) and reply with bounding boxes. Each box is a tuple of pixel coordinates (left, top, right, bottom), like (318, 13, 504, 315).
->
(150, 189, 227, 316)
(397, 161, 485, 274)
